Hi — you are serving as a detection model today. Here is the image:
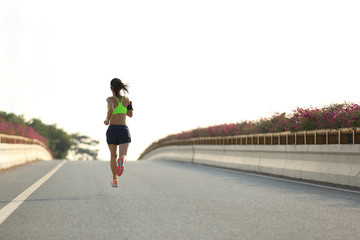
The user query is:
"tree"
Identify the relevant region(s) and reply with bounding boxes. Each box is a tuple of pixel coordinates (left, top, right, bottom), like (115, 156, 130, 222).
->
(1, 111, 99, 160)
(68, 133, 99, 160)
(0, 111, 27, 125)
(28, 118, 72, 159)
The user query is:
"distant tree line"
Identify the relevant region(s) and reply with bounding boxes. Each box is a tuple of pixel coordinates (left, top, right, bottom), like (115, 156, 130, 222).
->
(0, 111, 99, 160)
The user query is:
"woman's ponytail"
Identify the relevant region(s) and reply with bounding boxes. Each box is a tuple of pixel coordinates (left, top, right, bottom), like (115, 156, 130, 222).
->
(120, 82, 129, 93)
(111, 78, 129, 98)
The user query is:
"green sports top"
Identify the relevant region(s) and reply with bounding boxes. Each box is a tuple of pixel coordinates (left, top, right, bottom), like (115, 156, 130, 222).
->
(109, 96, 127, 114)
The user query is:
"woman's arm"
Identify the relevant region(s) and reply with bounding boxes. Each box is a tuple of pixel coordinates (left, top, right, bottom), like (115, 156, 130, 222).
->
(104, 110, 113, 125)
(104, 97, 114, 125)
(126, 110, 133, 118)
(126, 100, 133, 118)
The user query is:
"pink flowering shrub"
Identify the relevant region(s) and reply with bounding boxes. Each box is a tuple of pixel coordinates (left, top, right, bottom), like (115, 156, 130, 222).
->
(0, 118, 49, 146)
(153, 102, 360, 147)
(288, 102, 360, 131)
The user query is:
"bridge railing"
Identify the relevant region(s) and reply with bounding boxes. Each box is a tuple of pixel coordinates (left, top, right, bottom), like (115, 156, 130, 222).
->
(0, 133, 50, 152)
(139, 128, 360, 159)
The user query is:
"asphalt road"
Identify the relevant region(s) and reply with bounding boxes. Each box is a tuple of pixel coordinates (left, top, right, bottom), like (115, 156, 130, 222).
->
(0, 160, 360, 240)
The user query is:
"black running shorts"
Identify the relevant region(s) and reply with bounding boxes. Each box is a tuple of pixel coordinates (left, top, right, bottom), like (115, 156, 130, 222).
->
(106, 125, 131, 145)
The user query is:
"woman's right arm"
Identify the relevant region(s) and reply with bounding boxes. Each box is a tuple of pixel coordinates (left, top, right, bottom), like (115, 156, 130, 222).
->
(104, 97, 114, 125)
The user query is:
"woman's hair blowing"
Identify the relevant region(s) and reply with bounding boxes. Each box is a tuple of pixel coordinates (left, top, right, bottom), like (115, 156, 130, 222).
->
(111, 78, 129, 98)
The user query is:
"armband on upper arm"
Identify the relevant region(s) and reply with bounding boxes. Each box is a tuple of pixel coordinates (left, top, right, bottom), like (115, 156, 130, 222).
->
(127, 101, 133, 110)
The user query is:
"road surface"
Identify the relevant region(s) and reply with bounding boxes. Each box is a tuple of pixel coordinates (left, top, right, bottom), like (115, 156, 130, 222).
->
(1, 160, 360, 240)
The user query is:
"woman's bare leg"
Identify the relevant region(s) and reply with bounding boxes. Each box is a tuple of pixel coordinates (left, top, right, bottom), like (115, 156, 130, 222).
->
(118, 143, 130, 162)
(108, 144, 118, 179)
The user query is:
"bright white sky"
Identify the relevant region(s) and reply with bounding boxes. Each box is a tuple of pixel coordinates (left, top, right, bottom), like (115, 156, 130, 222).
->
(1, 0, 360, 160)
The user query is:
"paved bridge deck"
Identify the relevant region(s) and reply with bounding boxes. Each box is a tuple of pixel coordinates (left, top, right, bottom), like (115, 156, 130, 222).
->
(1, 160, 359, 240)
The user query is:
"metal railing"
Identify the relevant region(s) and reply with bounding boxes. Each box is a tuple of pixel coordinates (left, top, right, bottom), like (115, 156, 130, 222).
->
(0, 133, 49, 151)
(139, 128, 360, 159)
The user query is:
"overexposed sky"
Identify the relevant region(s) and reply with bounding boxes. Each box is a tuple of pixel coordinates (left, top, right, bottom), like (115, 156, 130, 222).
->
(1, 0, 360, 160)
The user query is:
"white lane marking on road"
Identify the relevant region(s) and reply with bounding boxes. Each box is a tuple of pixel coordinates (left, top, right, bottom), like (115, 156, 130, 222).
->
(0, 160, 67, 225)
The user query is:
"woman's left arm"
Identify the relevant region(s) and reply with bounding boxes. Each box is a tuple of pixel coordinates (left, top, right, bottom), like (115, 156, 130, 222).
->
(126, 99, 133, 118)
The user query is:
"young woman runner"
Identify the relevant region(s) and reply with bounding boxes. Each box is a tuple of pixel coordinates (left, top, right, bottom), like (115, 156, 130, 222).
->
(104, 78, 133, 187)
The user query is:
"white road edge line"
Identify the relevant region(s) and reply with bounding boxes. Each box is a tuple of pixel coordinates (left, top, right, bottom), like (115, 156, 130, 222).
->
(0, 160, 67, 225)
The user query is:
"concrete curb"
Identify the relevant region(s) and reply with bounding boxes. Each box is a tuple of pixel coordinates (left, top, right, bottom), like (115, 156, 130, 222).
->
(0, 144, 53, 170)
(139, 145, 360, 188)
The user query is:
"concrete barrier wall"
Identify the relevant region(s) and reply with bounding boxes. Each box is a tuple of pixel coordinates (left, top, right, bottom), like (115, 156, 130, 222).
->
(142, 145, 194, 163)
(0, 144, 53, 170)
(140, 145, 360, 188)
